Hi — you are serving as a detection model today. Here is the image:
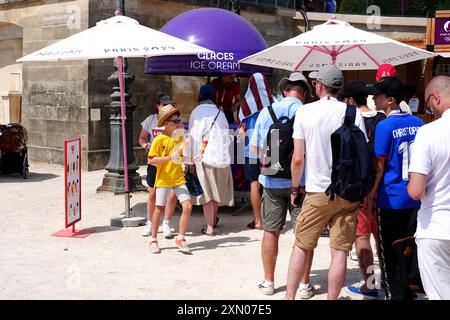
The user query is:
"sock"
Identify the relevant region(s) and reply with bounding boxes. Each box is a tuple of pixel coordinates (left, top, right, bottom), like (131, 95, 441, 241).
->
(150, 237, 157, 242)
(163, 219, 170, 225)
(299, 282, 310, 290)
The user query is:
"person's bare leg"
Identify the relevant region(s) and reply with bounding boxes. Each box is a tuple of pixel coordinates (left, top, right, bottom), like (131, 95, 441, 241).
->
(164, 191, 177, 221)
(300, 250, 314, 284)
(213, 201, 219, 225)
(178, 200, 193, 238)
(151, 205, 164, 239)
(285, 246, 308, 300)
(355, 235, 374, 289)
(203, 201, 215, 234)
(147, 187, 156, 222)
(328, 248, 348, 300)
(250, 181, 262, 228)
(261, 231, 280, 283)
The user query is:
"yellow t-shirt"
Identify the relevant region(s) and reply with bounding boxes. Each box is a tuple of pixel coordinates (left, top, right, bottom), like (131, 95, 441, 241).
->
(148, 133, 186, 188)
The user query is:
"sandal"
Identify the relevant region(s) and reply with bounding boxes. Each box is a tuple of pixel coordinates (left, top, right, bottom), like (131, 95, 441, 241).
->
(247, 221, 263, 230)
(149, 240, 161, 254)
(201, 227, 216, 236)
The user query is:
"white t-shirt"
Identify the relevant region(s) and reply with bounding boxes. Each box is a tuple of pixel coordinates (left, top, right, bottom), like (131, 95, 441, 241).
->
(188, 102, 231, 168)
(292, 96, 367, 192)
(141, 114, 163, 144)
(408, 109, 450, 240)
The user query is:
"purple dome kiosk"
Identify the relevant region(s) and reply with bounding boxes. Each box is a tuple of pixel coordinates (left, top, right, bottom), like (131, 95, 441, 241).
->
(145, 8, 271, 76)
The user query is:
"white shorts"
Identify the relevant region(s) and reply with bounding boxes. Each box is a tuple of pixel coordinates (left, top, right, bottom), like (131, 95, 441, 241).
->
(155, 184, 191, 207)
(416, 238, 450, 300)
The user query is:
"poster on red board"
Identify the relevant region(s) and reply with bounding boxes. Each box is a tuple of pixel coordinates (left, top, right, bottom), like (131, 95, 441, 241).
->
(65, 138, 81, 228)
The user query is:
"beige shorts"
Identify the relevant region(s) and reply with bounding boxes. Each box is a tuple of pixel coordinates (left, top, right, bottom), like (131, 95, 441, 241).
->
(295, 192, 359, 252)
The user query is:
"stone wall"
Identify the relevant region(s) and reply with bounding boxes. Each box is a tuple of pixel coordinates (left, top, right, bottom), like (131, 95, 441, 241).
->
(1, 0, 297, 170)
(1, 0, 90, 167)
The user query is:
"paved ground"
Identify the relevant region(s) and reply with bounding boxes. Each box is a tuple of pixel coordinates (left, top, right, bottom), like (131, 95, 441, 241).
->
(1, 162, 379, 300)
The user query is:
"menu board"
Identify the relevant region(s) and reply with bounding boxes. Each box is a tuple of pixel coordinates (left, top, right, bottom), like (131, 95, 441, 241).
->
(64, 138, 81, 227)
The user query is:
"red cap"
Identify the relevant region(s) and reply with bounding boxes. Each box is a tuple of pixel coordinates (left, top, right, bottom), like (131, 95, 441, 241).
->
(376, 64, 398, 81)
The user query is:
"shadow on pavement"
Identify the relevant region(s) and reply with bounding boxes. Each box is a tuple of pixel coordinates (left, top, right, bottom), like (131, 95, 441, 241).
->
(180, 236, 257, 252)
(89, 225, 123, 234)
(0, 172, 59, 183)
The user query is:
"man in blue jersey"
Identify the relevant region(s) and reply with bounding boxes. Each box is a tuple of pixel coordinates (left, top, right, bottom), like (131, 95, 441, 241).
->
(366, 77, 424, 300)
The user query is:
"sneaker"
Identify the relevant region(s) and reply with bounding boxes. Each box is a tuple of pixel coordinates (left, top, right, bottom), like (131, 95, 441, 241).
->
(348, 249, 358, 261)
(141, 221, 152, 237)
(299, 284, 316, 299)
(175, 238, 191, 254)
(149, 240, 161, 254)
(345, 282, 379, 300)
(258, 281, 275, 295)
(162, 222, 172, 238)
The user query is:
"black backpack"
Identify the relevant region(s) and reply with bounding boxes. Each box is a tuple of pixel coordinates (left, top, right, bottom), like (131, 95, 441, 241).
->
(261, 104, 295, 179)
(325, 105, 376, 202)
(363, 112, 386, 155)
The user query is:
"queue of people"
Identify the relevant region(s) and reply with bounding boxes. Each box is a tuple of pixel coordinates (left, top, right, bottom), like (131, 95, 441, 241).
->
(138, 66, 450, 300)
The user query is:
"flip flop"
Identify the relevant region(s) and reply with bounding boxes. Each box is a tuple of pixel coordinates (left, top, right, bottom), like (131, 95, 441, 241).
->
(201, 227, 216, 236)
(247, 221, 263, 230)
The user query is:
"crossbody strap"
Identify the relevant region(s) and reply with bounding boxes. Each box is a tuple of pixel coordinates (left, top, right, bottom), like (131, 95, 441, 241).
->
(267, 105, 278, 123)
(202, 109, 221, 140)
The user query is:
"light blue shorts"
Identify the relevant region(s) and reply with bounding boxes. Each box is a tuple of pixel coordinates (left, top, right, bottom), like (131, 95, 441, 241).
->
(155, 184, 191, 206)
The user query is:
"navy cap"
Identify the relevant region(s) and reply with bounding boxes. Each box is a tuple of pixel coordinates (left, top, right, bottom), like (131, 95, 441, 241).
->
(366, 77, 405, 101)
(199, 84, 216, 100)
(340, 80, 368, 100)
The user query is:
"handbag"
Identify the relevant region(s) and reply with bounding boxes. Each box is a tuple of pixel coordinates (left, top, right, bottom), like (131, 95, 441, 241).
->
(185, 166, 203, 196)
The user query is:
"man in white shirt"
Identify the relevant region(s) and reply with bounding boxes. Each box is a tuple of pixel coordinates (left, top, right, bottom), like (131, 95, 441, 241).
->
(284, 65, 367, 300)
(407, 75, 450, 300)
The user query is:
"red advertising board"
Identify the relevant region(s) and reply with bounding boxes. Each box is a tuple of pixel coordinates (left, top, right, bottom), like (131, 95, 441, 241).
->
(52, 138, 93, 238)
(64, 138, 82, 227)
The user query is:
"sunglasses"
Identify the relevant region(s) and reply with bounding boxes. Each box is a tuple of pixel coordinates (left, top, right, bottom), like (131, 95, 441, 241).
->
(166, 119, 181, 124)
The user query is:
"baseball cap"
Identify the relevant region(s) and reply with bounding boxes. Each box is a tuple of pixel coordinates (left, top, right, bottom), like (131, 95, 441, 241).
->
(156, 94, 175, 106)
(375, 64, 397, 81)
(366, 77, 405, 101)
(199, 83, 216, 101)
(339, 80, 368, 100)
(309, 65, 343, 89)
(278, 72, 312, 97)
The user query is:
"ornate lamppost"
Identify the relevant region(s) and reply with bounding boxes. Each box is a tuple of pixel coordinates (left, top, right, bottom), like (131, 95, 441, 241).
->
(97, 1, 146, 227)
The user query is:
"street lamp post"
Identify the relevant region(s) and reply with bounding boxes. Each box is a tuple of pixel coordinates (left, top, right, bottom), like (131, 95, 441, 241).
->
(97, 1, 147, 227)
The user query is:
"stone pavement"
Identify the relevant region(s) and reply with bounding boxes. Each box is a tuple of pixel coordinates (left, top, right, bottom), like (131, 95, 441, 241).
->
(1, 162, 378, 300)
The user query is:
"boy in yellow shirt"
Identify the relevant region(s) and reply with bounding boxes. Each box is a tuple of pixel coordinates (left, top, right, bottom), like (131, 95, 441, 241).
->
(148, 104, 193, 254)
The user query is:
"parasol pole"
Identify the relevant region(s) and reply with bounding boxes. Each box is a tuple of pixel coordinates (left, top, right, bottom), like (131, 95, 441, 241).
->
(117, 55, 131, 218)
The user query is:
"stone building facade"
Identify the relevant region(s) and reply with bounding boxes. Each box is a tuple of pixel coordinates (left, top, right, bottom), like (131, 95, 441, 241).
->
(0, 0, 430, 171)
(0, 0, 296, 170)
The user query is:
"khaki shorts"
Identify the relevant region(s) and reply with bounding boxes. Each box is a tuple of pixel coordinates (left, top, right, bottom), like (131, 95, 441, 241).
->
(262, 188, 302, 233)
(295, 192, 359, 252)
